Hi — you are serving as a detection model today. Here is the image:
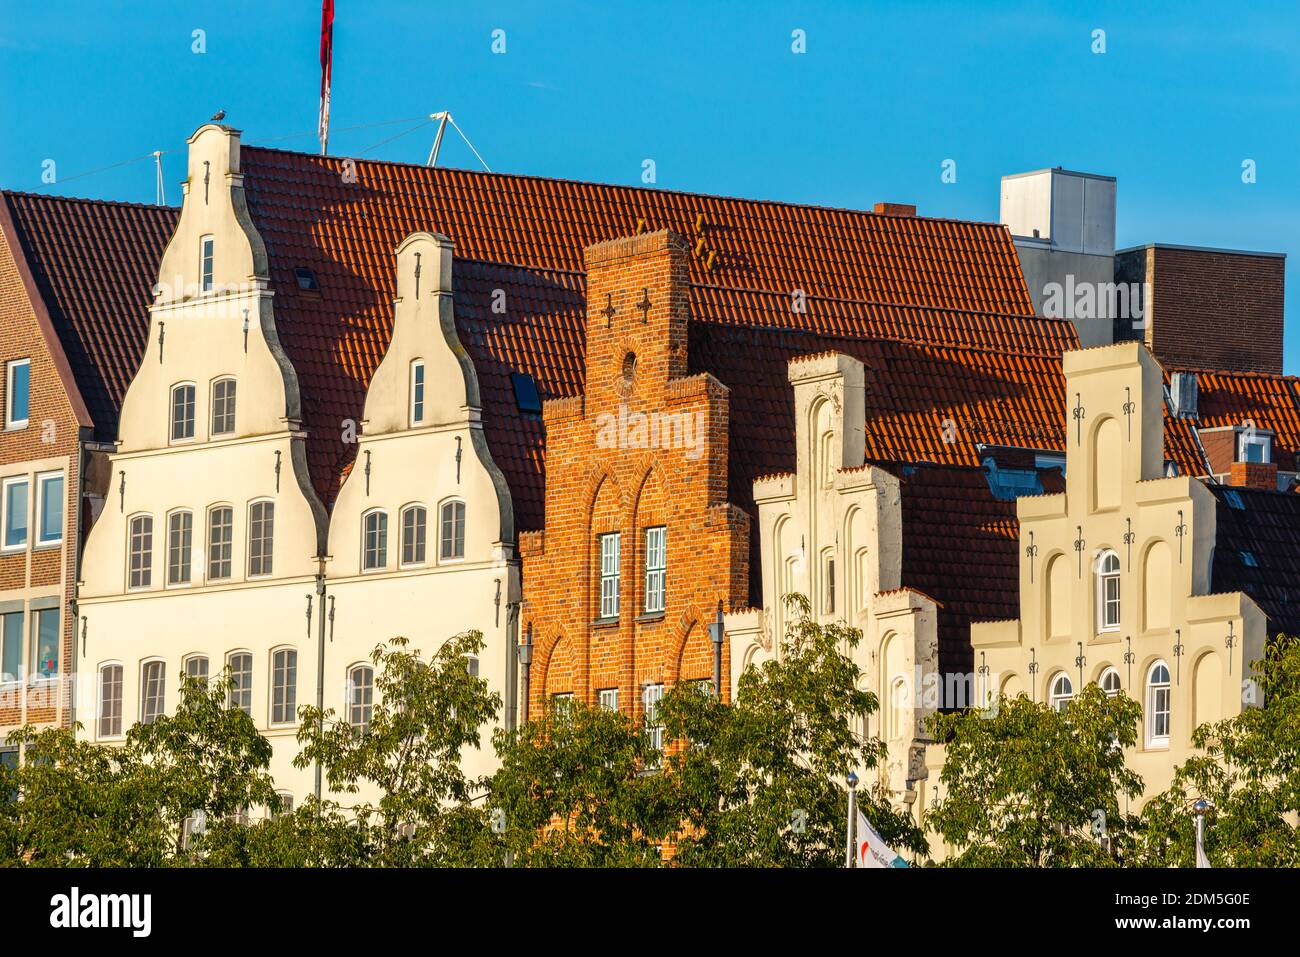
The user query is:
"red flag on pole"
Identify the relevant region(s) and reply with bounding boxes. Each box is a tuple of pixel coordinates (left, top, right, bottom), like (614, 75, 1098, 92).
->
(318, 0, 334, 155)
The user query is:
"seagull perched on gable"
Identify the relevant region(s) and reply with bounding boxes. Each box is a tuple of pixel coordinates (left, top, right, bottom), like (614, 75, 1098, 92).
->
(211, 109, 226, 122)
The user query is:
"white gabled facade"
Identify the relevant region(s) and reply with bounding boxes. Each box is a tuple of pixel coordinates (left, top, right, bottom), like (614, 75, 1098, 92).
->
(325, 231, 520, 785)
(78, 126, 519, 805)
(725, 353, 940, 816)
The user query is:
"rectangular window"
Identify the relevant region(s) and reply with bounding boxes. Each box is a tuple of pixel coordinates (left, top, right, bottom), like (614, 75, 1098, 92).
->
(141, 660, 165, 724)
(551, 691, 574, 715)
(348, 666, 373, 733)
(439, 501, 465, 561)
(36, 472, 63, 546)
(271, 649, 297, 724)
(32, 608, 58, 679)
(643, 526, 666, 614)
(3, 477, 28, 550)
(410, 361, 426, 426)
(248, 502, 274, 577)
(200, 236, 214, 293)
(168, 511, 193, 585)
(228, 653, 252, 715)
(211, 379, 237, 435)
(128, 515, 153, 589)
(598, 688, 619, 712)
(207, 506, 233, 580)
(825, 557, 836, 614)
(598, 532, 621, 619)
(643, 683, 665, 758)
(401, 506, 427, 566)
(1, 612, 22, 684)
(171, 384, 196, 442)
(5, 359, 29, 430)
(1104, 577, 1121, 630)
(98, 664, 123, 737)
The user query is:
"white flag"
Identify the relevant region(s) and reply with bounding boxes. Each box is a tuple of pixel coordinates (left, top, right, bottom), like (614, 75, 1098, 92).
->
(856, 810, 908, 869)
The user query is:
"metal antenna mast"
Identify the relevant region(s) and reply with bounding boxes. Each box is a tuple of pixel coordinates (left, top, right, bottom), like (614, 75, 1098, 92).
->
(426, 112, 492, 171)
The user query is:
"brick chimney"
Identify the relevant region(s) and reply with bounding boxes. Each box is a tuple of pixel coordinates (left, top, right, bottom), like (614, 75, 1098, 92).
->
(873, 202, 916, 217)
(1228, 460, 1278, 490)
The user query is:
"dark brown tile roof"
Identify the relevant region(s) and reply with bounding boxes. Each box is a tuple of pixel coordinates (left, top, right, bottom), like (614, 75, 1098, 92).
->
(1207, 485, 1300, 638)
(1, 191, 178, 442)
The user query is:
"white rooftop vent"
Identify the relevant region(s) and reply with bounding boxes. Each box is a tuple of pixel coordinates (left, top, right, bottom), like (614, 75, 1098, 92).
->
(1000, 168, 1116, 257)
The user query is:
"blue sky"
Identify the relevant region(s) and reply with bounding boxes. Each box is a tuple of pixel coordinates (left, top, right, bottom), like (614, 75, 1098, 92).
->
(2, 1, 1297, 371)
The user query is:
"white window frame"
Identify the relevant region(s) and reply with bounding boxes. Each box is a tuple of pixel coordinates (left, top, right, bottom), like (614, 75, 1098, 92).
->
(210, 377, 237, 436)
(5, 358, 30, 430)
(1096, 550, 1121, 633)
(643, 526, 666, 614)
(183, 654, 209, 685)
(170, 382, 197, 443)
(1, 475, 29, 552)
(1048, 672, 1073, 713)
(166, 509, 194, 586)
(269, 647, 297, 726)
(643, 683, 665, 760)
(1146, 661, 1171, 748)
(30, 607, 59, 681)
(97, 661, 124, 739)
(1238, 431, 1271, 464)
(247, 500, 275, 578)
(127, 513, 154, 590)
(0, 610, 23, 685)
(598, 532, 621, 620)
(400, 504, 427, 567)
(34, 470, 64, 547)
(227, 651, 253, 715)
(361, 508, 388, 572)
(410, 359, 426, 426)
(206, 504, 234, 581)
(438, 499, 465, 562)
(598, 687, 619, 712)
(347, 664, 374, 733)
(1099, 666, 1122, 698)
(200, 235, 215, 293)
(140, 658, 166, 725)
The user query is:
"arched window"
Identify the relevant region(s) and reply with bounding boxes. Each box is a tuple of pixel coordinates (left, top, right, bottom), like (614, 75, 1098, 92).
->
(1099, 667, 1121, 697)
(97, 663, 123, 738)
(400, 505, 427, 566)
(362, 509, 388, 571)
(270, 648, 297, 725)
(184, 655, 209, 685)
(1096, 550, 1121, 632)
(140, 659, 166, 724)
(348, 664, 374, 733)
(166, 509, 193, 585)
(207, 505, 233, 581)
(227, 652, 253, 715)
(248, 500, 274, 577)
(1146, 661, 1171, 747)
(211, 378, 237, 435)
(1049, 672, 1073, 713)
(170, 383, 196, 442)
(439, 500, 465, 561)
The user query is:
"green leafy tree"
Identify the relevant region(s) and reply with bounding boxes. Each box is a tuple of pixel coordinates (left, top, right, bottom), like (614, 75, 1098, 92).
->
(926, 683, 1143, 866)
(1136, 635, 1300, 867)
(485, 699, 671, 867)
(657, 594, 925, 867)
(0, 673, 277, 866)
(291, 632, 501, 866)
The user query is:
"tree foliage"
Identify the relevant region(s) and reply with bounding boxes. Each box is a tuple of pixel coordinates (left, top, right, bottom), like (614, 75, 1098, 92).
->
(926, 683, 1144, 866)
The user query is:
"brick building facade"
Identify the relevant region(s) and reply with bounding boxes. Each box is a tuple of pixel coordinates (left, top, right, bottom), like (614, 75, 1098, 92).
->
(519, 232, 749, 722)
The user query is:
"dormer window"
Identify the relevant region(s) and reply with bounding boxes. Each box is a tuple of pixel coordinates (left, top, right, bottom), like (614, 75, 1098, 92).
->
(1237, 431, 1271, 464)
(200, 236, 214, 293)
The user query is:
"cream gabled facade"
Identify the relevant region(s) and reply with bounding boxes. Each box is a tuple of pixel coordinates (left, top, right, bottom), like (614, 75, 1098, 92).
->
(78, 125, 326, 797)
(971, 341, 1268, 801)
(78, 126, 519, 804)
(725, 353, 940, 814)
(325, 231, 520, 784)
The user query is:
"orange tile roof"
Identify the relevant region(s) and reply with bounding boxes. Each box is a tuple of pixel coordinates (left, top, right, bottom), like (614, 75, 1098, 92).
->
(1163, 367, 1300, 475)
(238, 145, 1045, 506)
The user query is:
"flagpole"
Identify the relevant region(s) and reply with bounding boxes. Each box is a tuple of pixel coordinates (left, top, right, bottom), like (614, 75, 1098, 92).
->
(318, 0, 334, 156)
(845, 771, 858, 869)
